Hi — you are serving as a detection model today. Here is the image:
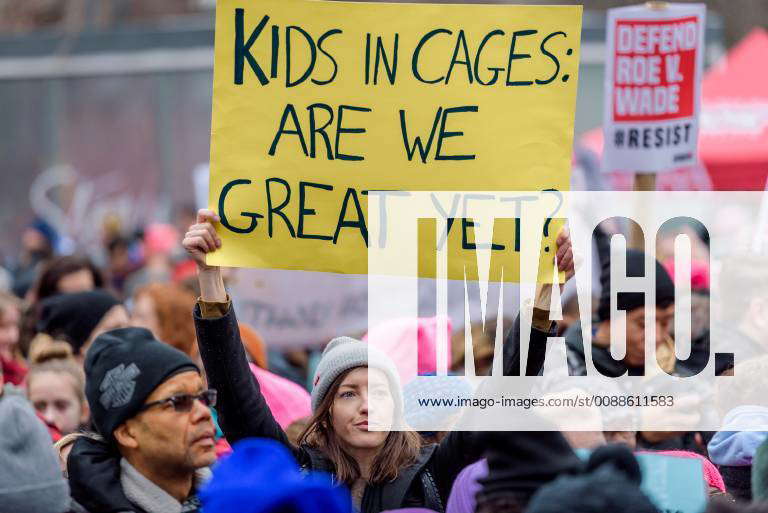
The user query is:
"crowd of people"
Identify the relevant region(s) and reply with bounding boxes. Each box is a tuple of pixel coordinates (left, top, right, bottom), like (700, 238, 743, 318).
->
(0, 208, 766, 513)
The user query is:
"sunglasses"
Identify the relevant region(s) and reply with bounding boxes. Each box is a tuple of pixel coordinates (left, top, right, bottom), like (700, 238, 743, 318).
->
(139, 389, 217, 413)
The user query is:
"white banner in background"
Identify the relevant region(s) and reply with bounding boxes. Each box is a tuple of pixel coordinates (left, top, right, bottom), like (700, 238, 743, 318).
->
(603, 3, 706, 173)
(229, 269, 521, 349)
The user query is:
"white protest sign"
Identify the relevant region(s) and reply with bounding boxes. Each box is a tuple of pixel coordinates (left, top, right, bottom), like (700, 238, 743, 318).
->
(603, 3, 706, 173)
(229, 269, 521, 349)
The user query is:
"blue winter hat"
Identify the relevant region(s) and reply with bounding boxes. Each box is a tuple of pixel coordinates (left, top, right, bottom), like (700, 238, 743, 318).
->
(403, 374, 473, 431)
(200, 438, 352, 513)
(29, 217, 59, 249)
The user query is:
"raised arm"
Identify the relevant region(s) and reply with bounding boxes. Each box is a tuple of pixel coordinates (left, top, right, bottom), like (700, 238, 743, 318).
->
(183, 209, 291, 447)
(504, 227, 573, 377)
(431, 228, 574, 498)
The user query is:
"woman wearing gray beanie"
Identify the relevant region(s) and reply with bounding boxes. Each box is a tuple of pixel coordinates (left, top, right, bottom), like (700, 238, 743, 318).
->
(183, 209, 574, 513)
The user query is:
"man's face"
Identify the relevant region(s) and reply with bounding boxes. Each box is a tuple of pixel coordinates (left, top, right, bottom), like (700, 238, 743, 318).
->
(624, 304, 675, 367)
(124, 371, 216, 473)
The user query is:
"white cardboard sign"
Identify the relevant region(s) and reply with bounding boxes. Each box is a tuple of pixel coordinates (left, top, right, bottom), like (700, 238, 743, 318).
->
(603, 3, 706, 173)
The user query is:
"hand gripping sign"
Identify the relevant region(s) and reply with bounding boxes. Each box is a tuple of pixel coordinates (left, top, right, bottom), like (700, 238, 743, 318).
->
(207, 0, 582, 280)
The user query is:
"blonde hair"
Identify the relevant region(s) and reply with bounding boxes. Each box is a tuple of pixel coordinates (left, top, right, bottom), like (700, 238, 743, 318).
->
(27, 333, 86, 406)
(54, 431, 103, 453)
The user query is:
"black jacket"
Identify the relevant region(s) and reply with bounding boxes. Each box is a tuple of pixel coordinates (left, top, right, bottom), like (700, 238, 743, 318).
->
(68, 437, 145, 513)
(67, 436, 205, 513)
(193, 302, 554, 513)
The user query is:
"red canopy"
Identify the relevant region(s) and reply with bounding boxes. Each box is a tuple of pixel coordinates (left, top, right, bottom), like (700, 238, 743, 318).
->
(581, 28, 768, 190)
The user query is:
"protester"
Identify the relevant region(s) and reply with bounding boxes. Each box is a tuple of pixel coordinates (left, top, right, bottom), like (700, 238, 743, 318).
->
(753, 438, 768, 503)
(67, 327, 217, 512)
(714, 254, 768, 375)
(11, 218, 57, 299)
(445, 459, 487, 513)
(710, 355, 768, 501)
(183, 209, 574, 513)
(123, 223, 180, 297)
(131, 281, 310, 431)
(31, 255, 105, 303)
(0, 364, 71, 513)
(525, 445, 659, 513)
(450, 318, 510, 376)
(104, 235, 137, 297)
(565, 249, 677, 378)
(473, 430, 582, 512)
(662, 257, 711, 375)
(200, 438, 352, 513)
(26, 338, 89, 435)
(18, 255, 106, 360)
(35, 290, 128, 365)
(362, 316, 453, 385)
(562, 248, 701, 449)
(131, 282, 198, 359)
(0, 291, 25, 385)
(708, 407, 768, 501)
(705, 499, 768, 513)
(402, 374, 473, 436)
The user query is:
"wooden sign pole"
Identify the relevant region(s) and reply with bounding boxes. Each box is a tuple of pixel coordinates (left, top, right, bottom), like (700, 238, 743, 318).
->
(628, 1, 666, 251)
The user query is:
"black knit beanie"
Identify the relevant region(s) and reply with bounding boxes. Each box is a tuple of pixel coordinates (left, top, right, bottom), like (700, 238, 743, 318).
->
(597, 249, 675, 322)
(84, 327, 199, 443)
(526, 444, 658, 513)
(476, 430, 582, 507)
(37, 289, 121, 355)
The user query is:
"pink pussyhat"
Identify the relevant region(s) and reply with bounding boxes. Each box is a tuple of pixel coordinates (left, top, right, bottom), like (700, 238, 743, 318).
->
(249, 363, 311, 428)
(363, 316, 453, 385)
(663, 259, 710, 292)
(143, 223, 180, 256)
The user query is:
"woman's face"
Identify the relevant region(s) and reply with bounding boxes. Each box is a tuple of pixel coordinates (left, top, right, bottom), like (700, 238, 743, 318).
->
(130, 294, 160, 337)
(330, 367, 394, 452)
(57, 269, 95, 294)
(0, 306, 20, 355)
(28, 371, 88, 435)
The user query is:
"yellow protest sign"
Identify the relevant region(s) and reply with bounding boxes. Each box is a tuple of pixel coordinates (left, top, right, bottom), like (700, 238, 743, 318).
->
(208, 0, 581, 280)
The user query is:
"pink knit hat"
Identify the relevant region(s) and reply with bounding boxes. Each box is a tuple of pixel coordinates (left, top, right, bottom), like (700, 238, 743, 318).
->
(363, 316, 453, 385)
(663, 259, 710, 291)
(249, 363, 311, 428)
(143, 223, 179, 256)
(645, 450, 726, 493)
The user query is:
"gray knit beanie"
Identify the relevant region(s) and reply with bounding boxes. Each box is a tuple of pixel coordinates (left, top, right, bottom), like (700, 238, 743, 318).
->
(0, 387, 70, 513)
(310, 336, 403, 417)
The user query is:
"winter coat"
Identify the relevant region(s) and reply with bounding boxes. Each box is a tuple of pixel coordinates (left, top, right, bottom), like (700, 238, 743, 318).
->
(68, 436, 209, 513)
(193, 302, 554, 513)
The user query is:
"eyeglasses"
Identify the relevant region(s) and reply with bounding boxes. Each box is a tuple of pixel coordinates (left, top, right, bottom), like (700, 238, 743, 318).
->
(139, 389, 217, 413)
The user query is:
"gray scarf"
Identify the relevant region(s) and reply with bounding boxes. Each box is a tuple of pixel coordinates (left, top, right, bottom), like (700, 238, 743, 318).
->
(120, 458, 211, 513)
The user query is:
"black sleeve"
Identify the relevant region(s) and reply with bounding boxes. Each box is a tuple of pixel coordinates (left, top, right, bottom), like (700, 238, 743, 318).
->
(504, 311, 556, 376)
(428, 312, 555, 498)
(193, 303, 292, 448)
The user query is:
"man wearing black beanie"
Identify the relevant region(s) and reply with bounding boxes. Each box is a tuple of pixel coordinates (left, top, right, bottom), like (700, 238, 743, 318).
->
(564, 249, 677, 378)
(561, 249, 690, 449)
(67, 327, 217, 513)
